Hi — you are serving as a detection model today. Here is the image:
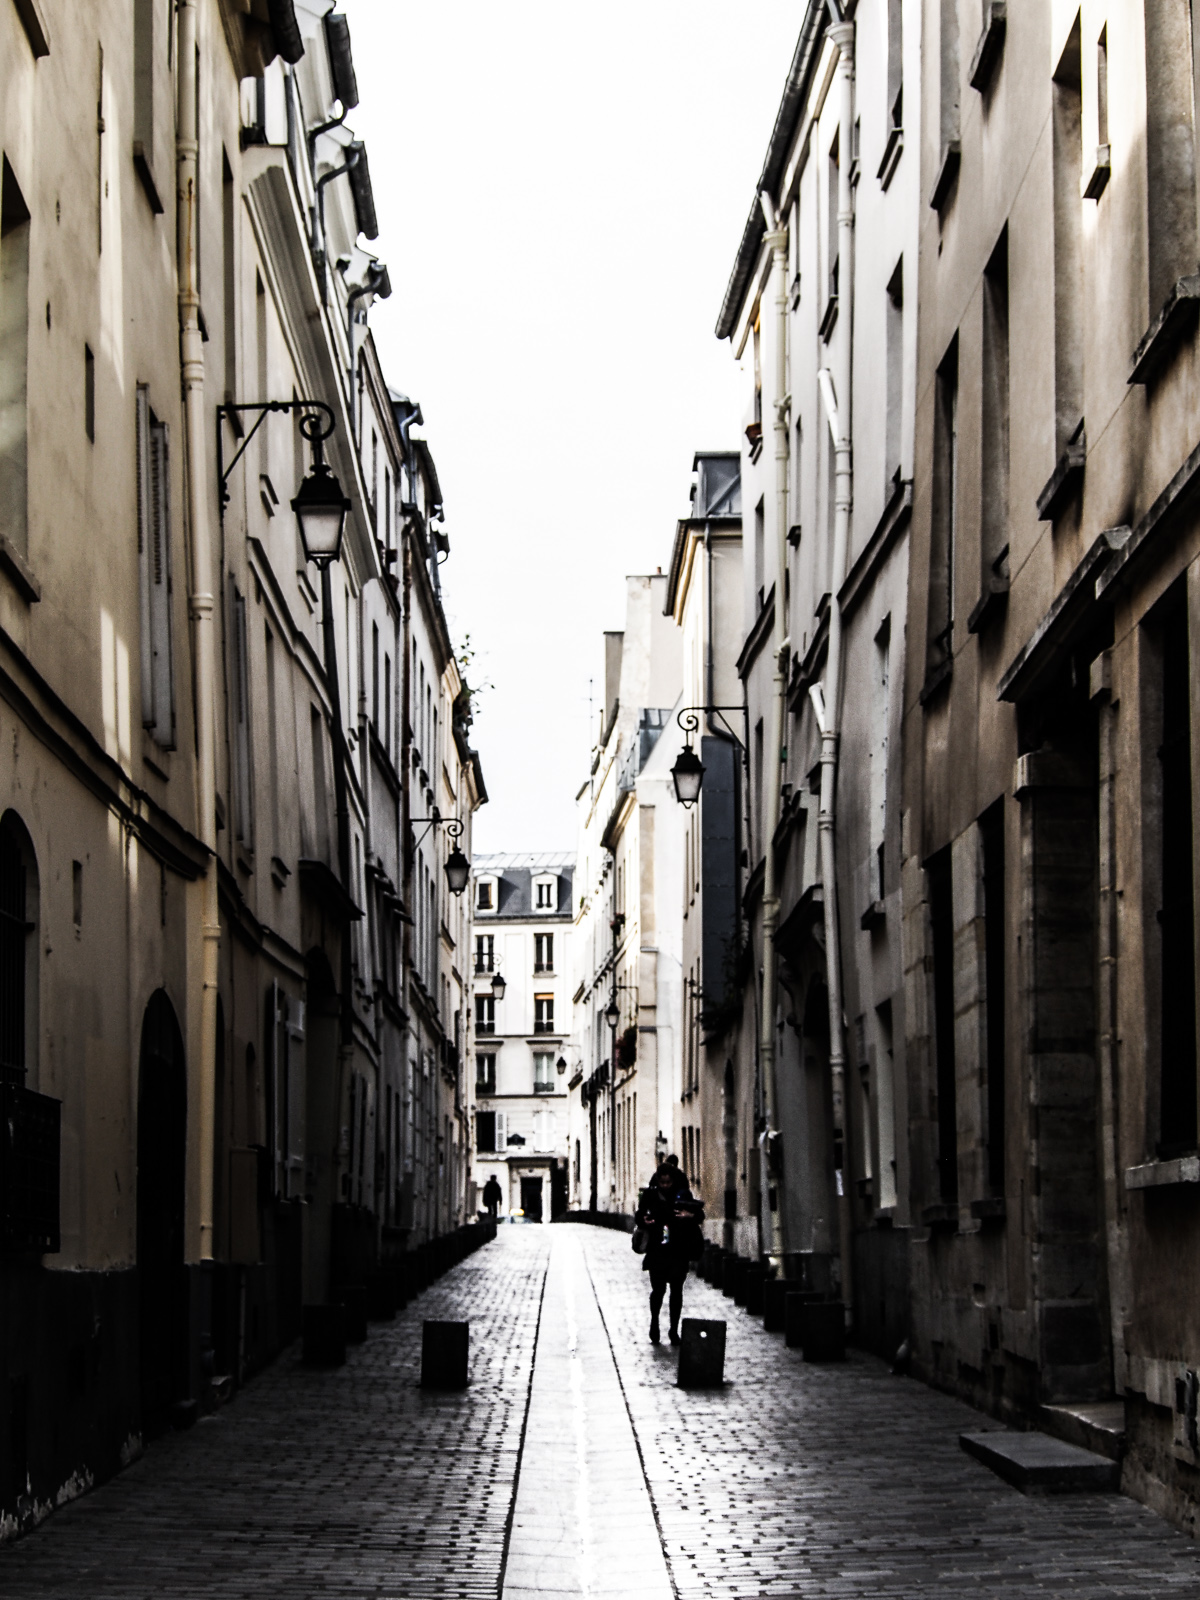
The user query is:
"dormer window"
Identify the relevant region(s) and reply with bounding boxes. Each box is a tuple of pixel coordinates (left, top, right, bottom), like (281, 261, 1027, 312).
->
(533, 873, 557, 913)
(475, 875, 498, 913)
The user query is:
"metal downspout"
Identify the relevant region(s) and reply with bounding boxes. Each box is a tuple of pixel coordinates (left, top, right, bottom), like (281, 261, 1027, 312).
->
(177, 0, 220, 1265)
(758, 196, 790, 1269)
(818, 19, 856, 1315)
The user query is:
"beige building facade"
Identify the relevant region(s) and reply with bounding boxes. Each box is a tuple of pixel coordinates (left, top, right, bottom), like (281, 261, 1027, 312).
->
(1, 0, 482, 1537)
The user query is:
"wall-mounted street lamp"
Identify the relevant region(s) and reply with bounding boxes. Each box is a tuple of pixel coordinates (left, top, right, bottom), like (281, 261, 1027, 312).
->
(219, 400, 353, 899)
(669, 705, 748, 808)
(490, 970, 507, 1001)
(411, 809, 471, 897)
(555, 1055, 568, 1076)
(603, 995, 621, 1030)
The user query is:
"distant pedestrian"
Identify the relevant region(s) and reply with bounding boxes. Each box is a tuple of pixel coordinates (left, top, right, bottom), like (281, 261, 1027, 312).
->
(635, 1163, 705, 1345)
(482, 1174, 503, 1220)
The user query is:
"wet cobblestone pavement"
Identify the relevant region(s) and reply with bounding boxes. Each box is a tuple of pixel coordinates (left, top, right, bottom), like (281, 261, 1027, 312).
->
(1, 1225, 1197, 1598)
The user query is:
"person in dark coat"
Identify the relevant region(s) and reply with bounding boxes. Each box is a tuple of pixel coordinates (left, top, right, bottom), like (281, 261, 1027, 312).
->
(482, 1174, 503, 1220)
(635, 1163, 704, 1345)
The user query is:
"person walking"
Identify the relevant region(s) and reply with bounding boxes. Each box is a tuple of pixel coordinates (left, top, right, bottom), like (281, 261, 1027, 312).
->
(635, 1163, 704, 1345)
(482, 1174, 503, 1220)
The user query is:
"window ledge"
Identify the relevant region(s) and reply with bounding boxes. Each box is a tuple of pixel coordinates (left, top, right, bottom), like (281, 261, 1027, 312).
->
(970, 1195, 1007, 1225)
(929, 141, 961, 211)
(1129, 274, 1200, 386)
(132, 142, 164, 216)
(1083, 146, 1111, 201)
(1036, 430, 1087, 521)
(967, 577, 1009, 635)
(968, 0, 1006, 92)
(1125, 1156, 1200, 1190)
(860, 899, 886, 931)
(922, 1202, 959, 1232)
(919, 654, 953, 706)
(13, 0, 50, 56)
(0, 536, 41, 604)
(877, 125, 903, 191)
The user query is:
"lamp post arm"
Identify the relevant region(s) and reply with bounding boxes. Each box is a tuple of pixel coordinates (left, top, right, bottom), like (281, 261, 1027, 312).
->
(676, 704, 749, 757)
(217, 399, 336, 518)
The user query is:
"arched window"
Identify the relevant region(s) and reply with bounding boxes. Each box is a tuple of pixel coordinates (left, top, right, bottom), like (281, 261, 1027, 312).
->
(0, 811, 38, 1085)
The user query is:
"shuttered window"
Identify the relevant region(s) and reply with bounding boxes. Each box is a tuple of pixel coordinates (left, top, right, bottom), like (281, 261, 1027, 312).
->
(137, 386, 175, 747)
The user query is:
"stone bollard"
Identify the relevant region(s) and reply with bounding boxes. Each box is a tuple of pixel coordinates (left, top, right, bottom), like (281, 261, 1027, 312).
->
(762, 1277, 790, 1332)
(335, 1284, 369, 1343)
(723, 1257, 747, 1301)
(802, 1301, 847, 1361)
(422, 1320, 469, 1389)
(784, 1290, 823, 1349)
(743, 1265, 769, 1315)
(367, 1270, 397, 1322)
(677, 1318, 726, 1388)
(302, 1303, 347, 1367)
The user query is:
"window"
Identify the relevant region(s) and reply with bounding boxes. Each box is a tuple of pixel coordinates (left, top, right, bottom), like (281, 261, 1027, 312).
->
(980, 801, 1006, 1191)
(532, 1108, 557, 1152)
(0, 157, 31, 558)
(476, 1052, 496, 1094)
(533, 1051, 554, 1093)
(1145, 0, 1198, 309)
(475, 1111, 496, 1154)
(927, 845, 957, 1201)
(885, 259, 903, 489)
(1052, 20, 1083, 455)
(230, 582, 252, 845)
(137, 385, 175, 748)
(753, 496, 765, 609)
(827, 132, 840, 305)
(133, 0, 165, 213)
(0, 812, 37, 1085)
(475, 994, 495, 1036)
(980, 230, 1010, 594)
(475, 934, 494, 974)
(475, 877, 495, 912)
(926, 338, 958, 684)
(1157, 595, 1197, 1153)
(887, 0, 903, 130)
(534, 995, 554, 1034)
(533, 874, 557, 910)
(85, 345, 95, 443)
(534, 932, 553, 973)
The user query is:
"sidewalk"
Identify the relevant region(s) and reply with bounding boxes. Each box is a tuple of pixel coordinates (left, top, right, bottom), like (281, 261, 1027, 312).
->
(0, 1223, 1197, 1598)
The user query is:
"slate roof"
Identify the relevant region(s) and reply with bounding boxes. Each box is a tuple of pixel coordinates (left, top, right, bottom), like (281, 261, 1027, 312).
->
(472, 853, 575, 920)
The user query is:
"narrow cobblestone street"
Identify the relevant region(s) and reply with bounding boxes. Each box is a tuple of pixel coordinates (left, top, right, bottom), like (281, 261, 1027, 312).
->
(2, 1227, 1197, 1599)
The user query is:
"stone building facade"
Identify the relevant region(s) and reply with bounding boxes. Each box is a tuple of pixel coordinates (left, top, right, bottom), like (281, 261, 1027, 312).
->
(0, 0, 482, 1538)
(469, 853, 573, 1224)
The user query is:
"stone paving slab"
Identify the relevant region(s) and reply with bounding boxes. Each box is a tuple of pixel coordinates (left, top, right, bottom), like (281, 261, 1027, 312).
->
(581, 1227, 1200, 1597)
(1, 1224, 1199, 1599)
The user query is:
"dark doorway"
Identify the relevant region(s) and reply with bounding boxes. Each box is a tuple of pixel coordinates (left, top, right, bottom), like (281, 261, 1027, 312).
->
(550, 1160, 568, 1218)
(137, 989, 188, 1433)
(520, 1175, 543, 1222)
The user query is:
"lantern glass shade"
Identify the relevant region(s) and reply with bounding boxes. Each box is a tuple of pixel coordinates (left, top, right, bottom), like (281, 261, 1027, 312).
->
(671, 744, 704, 806)
(556, 1056, 567, 1075)
(292, 459, 350, 565)
(604, 998, 620, 1029)
(490, 971, 507, 1001)
(444, 845, 470, 896)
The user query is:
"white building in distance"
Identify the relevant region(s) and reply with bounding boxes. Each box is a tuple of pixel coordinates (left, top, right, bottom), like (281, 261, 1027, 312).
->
(470, 852, 575, 1221)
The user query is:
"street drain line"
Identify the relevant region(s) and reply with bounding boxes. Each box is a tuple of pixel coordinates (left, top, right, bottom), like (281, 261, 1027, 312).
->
(495, 1249, 549, 1599)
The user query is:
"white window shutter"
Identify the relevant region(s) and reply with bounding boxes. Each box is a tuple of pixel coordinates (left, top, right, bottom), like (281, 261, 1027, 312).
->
(136, 386, 154, 727)
(496, 1111, 507, 1150)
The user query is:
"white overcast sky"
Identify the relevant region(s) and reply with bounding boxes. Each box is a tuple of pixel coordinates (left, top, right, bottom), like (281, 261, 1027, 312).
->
(344, 1, 800, 853)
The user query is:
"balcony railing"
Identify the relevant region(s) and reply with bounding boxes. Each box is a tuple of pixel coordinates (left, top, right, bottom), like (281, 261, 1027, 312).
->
(533, 1081, 555, 1095)
(533, 963, 554, 974)
(474, 957, 494, 974)
(533, 1020, 555, 1034)
(476, 1021, 495, 1036)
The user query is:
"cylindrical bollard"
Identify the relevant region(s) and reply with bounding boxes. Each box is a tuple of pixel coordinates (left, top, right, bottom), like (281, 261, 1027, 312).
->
(367, 1269, 397, 1322)
(677, 1318, 726, 1388)
(784, 1290, 823, 1349)
(803, 1301, 847, 1361)
(743, 1265, 769, 1315)
(302, 1303, 347, 1367)
(335, 1283, 368, 1343)
(421, 1320, 469, 1389)
(723, 1256, 747, 1301)
(763, 1277, 790, 1331)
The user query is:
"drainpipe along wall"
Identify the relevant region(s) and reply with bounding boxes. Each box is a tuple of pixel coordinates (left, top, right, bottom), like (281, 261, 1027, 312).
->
(758, 193, 790, 1268)
(818, 19, 856, 1316)
(177, 0, 221, 1264)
